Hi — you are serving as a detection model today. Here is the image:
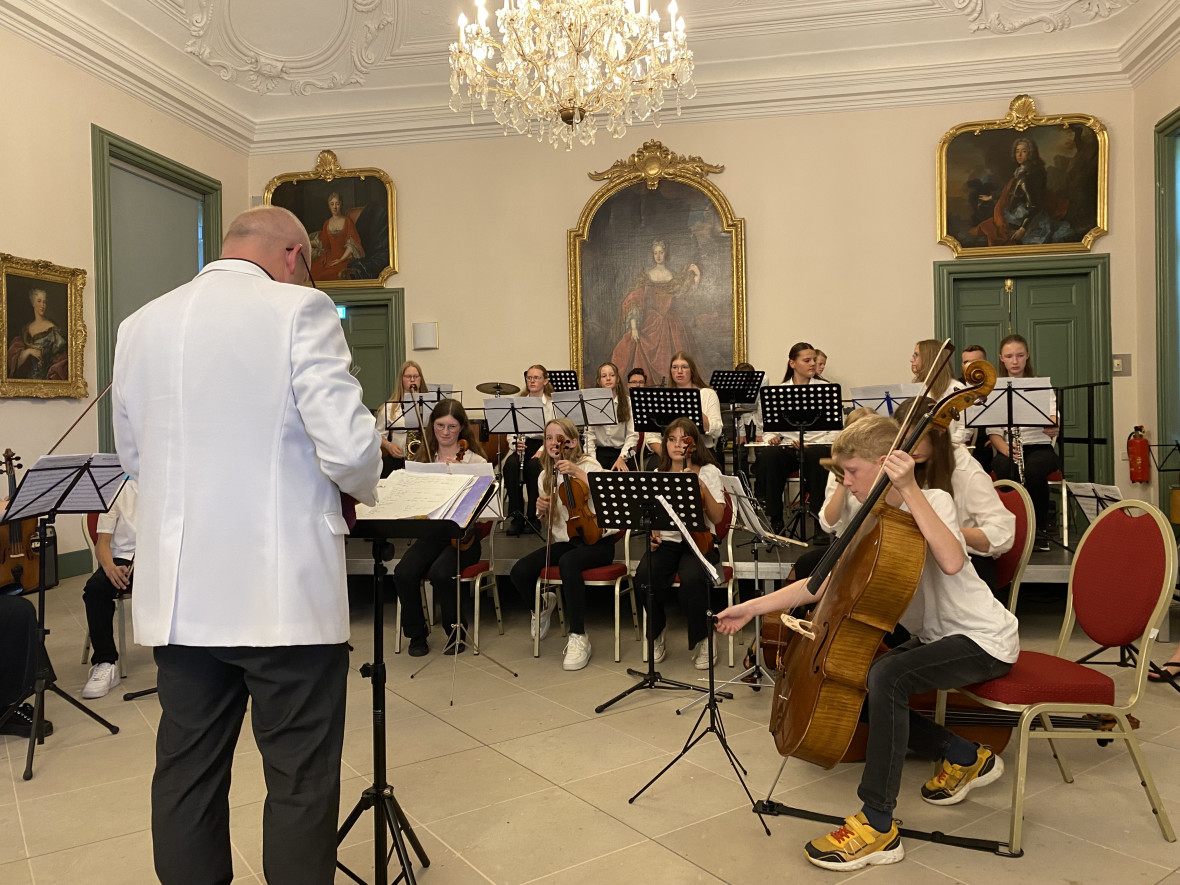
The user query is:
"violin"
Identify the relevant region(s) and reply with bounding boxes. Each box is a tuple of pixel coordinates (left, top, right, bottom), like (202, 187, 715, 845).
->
(1, 449, 41, 593)
(679, 435, 714, 555)
(450, 440, 480, 551)
(555, 436, 602, 545)
(768, 351, 997, 769)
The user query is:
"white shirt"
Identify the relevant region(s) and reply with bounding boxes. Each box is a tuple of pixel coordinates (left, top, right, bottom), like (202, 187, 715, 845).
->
(97, 479, 138, 560)
(951, 446, 1015, 557)
(898, 488, 1021, 664)
(657, 463, 726, 543)
(538, 455, 602, 543)
(939, 379, 974, 447)
(818, 471, 860, 536)
(699, 387, 723, 447)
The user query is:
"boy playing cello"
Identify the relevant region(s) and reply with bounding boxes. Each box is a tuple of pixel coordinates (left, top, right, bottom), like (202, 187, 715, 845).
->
(715, 414, 1019, 871)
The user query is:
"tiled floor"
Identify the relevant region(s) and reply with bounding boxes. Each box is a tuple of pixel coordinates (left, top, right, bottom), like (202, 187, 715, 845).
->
(6, 562, 1180, 884)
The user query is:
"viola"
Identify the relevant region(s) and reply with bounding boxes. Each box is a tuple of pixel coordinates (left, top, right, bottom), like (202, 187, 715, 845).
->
(555, 437, 602, 545)
(1, 449, 41, 593)
(679, 435, 715, 554)
(768, 350, 997, 768)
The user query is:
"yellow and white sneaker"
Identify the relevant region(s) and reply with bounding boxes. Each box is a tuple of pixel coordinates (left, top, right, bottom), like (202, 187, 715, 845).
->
(921, 745, 1004, 805)
(803, 812, 904, 871)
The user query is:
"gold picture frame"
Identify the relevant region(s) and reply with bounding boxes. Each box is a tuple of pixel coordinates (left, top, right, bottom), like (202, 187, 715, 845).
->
(1, 253, 87, 399)
(568, 140, 747, 386)
(264, 149, 398, 288)
(937, 95, 1108, 258)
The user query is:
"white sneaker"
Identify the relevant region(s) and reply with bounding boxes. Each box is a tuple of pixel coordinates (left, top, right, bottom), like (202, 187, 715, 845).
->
(692, 638, 716, 671)
(531, 591, 557, 640)
(652, 629, 667, 663)
(82, 662, 120, 699)
(562, 633, 592, 670)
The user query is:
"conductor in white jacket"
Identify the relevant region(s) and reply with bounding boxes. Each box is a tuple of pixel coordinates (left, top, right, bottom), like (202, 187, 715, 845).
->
(113, 206, 381, 885)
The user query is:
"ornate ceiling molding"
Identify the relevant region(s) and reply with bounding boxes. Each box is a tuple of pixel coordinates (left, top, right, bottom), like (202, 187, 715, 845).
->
(184, 0, 403, 95)
(935, 0, 1138, 33)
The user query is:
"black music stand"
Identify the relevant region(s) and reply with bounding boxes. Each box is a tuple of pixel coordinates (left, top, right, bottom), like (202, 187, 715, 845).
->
(339, 516, 442, 885)
(588, 471, 721, 713)
(484, 397, 547, 533)
(547, 370, 579, 393)
(758, 384, 843, 542)
(0, 453, 124, 780)
(710, 370, 764, 473)
(964, 379, 1055, 453)
(629, 387, 704, 446)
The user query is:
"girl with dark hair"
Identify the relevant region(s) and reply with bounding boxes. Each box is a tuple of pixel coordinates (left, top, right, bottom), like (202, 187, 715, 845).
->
(394, 399, 487, 657)
(635, 418, 727, 670)
(585, 362, 639, 472)
(986, 334, 1060, 551)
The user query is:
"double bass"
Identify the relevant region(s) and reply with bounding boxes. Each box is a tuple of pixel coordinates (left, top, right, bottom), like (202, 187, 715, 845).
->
(1, 449, 40, 593)
(768, 355, 996, 768)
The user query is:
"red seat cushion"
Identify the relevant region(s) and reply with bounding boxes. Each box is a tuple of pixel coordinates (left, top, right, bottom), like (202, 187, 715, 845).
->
(1048, 470, 1064, 482)
(460, 561, 491, 580)
(540, 563, 627, 582)
(965, 650, 1115, 707)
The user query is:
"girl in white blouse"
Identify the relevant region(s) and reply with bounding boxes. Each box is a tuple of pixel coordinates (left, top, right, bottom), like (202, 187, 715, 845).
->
(584, 362, 639, 472)
(376, 360, 426, 476)
(647, 351, 722, 460)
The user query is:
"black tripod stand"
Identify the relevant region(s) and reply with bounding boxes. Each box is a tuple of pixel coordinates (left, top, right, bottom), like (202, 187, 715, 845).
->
(0, 452, 127, 779)
(590, 472, 729, 714)
(337, 535, 430, 885)
(629, 615, 770, 833)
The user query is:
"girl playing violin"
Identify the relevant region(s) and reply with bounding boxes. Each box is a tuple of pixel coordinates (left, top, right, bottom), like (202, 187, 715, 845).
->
(584, 362, 639, 472)
(393, 399, 486, 657)
(509, 417, 616, 670)
(715, 414, 1019, 872)
(636, 418, 727, 670)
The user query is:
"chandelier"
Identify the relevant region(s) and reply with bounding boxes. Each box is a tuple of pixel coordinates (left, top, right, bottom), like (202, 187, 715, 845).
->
(448, 0, 696, 149)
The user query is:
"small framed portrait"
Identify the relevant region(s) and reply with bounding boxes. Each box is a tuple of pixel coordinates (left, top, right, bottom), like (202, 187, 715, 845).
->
(937, 95, 1108, 258)
(568, 140, 747, 387)
(1, 253, 87, 399)
(264, 149, 398, 288)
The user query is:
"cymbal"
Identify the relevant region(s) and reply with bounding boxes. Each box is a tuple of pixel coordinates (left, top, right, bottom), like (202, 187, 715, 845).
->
(476, 380, 521, 396)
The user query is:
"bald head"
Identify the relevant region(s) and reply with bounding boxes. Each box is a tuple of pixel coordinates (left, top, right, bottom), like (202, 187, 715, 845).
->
(222, 207, 312, 284)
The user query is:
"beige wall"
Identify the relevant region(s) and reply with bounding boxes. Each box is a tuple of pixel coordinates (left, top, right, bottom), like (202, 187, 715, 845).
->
(0, 30, 248, 553)
(251, 87, 1152, 483)
(2, 20, 1176, 556)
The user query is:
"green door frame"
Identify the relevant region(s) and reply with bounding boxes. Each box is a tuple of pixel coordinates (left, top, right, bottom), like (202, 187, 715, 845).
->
(1155, 105, 1180, 513)
(934, 253, 1112, 482)
(91, 126, 222, 453)
(330, 286, 405, 407)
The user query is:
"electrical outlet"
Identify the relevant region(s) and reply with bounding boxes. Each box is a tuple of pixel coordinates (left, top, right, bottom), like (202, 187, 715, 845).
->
(1112, 353, 1132, 377)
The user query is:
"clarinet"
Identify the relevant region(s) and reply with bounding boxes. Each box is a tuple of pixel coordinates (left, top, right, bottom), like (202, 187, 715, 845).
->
(1011, 427, 1025, 484)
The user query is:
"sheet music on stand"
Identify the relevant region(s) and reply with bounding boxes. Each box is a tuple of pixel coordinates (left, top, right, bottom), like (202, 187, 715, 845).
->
(629, 387, 703, 433)
(2, 453, 127, 522)
(718, 473, 805, 547)
(547, 370, 579, 393)
(656, 497, 720, 585)
(709, 370, 764, 405)
(758, 384, 844, 433)
(400, 385, 458, 429)
(964, 378, 1054, 432)
(483, 397, 548, 436)
(848, 383, 925, 417)
(1065, 482, 1122, 523)
(552, 387, 616, 429)
(405, 460, 503, 518)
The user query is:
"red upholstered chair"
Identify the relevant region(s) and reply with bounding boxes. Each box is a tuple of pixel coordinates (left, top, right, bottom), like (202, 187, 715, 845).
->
(993, 480, 1035, 613)
(79, 512, 131, 677)
(532, 532, 638, 661)
(948, 499, 1177, 856)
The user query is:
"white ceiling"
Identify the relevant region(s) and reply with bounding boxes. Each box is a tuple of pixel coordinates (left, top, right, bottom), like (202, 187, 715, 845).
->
(3, 0, 1177, 154)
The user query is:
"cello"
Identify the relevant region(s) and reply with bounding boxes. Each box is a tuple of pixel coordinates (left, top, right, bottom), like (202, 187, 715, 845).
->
(1, 449, 41, 593)
(768, 354, 996, 768)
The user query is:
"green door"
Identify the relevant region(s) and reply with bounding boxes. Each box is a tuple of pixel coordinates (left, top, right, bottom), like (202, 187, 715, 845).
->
(936, 256, 1112, 483)
(332, 289, 404, 412)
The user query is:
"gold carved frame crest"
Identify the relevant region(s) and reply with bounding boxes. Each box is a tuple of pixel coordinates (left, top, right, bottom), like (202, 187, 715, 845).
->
(568, 140, 747, 382)
(1, 253, 87, 399)
(937, 95, 1108, 258)
(263, 150, 398, 287)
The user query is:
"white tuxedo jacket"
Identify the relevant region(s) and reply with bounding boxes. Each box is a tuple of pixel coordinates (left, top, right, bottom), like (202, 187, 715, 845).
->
(113, 260, 381, 647)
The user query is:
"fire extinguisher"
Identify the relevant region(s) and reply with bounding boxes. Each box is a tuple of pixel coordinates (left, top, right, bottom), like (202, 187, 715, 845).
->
(1128, 426, 1150, 483)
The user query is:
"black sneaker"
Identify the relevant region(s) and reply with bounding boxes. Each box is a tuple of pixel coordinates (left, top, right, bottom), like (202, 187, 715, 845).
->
(507, 517, 523, 537)
(0, 703, 54, 739)
(408, 636, 429, 657)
